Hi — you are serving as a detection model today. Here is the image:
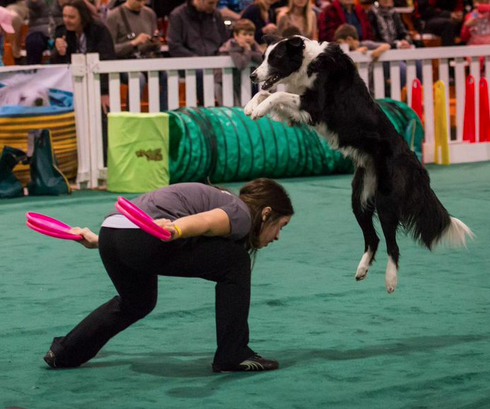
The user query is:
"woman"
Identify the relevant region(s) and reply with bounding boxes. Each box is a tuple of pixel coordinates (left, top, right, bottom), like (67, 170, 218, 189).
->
(44, 178, 294, 372)
(242, 0, 279, 47)
(277, 0, 317, 40)
(51, 0, 115, 113)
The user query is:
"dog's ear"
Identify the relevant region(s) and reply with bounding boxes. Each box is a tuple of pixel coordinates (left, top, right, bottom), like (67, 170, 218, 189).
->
(262, 34, 282, 45)
(286, 36, 305, 50)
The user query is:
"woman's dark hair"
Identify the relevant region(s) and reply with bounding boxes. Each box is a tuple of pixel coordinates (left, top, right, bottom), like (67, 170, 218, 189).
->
(63, 0, 95, 29)
(239, 178, 294, 250)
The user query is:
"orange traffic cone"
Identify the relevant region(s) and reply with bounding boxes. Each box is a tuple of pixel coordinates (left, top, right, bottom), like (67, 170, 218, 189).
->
(463, 75, 476, 143)
(479, 77, 490, 143)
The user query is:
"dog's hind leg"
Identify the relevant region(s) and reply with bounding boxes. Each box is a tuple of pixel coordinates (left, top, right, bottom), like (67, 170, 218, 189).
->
(376, 196, 400, 294)
(352, 167, 379, 281)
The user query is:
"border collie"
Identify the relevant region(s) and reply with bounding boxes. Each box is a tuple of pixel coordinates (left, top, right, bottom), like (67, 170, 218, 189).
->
(244, 36, 474, 293)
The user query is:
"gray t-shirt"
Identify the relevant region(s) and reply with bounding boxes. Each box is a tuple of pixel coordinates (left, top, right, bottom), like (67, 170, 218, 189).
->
(108, 183, 251, 241)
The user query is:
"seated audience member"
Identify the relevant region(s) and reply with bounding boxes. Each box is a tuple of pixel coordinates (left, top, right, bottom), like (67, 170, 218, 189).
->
(106, 0, 167, 110)
(277, 0, 317, 39)
(1, 0, 28, 64)
(219, 18, 262, 104)
(318, 0, 372, 42)
(335, 23, 388, 59)
(51, 0, 115, 109)
(413, 0, 463, 46)
(461, 0, 490, 45)
(242, 0, 279, 47)
(0, 5, 15, 65)
(167, 0, 228, 105)
(25, 0, 64, 64)
(368, 0, 412, 49)
(218, 0, 254, 20)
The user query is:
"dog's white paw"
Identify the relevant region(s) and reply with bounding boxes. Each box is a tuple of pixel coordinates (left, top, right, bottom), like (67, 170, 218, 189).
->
(244, 100, 256, 116)
(251, 104, 269, 120)
(355, 266, 369, 281)
(385, 257, 398, 294)
(355, 251, 372, 281)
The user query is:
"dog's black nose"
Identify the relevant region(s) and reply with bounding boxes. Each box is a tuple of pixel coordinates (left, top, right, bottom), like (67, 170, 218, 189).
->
(250, 72, 258, 83)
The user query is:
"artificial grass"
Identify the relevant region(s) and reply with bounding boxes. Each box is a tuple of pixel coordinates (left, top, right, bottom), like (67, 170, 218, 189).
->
(1, 162, 489, 409)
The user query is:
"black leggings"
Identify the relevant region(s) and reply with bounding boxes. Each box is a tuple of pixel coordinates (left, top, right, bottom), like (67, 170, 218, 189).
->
(48, 228, 254, 369)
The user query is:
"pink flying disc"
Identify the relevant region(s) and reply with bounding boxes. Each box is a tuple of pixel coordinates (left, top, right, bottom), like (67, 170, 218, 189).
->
(115, 197, 172, 241)
(25, 212, 83, 241)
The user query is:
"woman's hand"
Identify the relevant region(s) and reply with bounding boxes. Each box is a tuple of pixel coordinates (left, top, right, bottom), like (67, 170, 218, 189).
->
(55, 36, 67, 56)
(154, 218, 181, 241)
(69, 227, 99, 249)
(262, 23, 278, 34)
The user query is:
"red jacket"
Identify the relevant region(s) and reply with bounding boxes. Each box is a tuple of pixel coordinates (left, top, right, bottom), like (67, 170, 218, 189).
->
(318, 0, 373, 42)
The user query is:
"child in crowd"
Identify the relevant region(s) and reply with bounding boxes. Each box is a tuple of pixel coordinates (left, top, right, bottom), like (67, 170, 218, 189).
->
(219, 18, 263, 106)
(461, 0, 490, 45)
(334, 23, 390, 61)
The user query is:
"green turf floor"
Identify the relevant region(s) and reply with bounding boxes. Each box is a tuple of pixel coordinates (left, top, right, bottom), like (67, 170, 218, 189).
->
(1, 162, 489, 409)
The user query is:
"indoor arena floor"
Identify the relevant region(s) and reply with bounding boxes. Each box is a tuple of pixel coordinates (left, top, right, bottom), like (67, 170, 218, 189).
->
(1, 161, 489, 409)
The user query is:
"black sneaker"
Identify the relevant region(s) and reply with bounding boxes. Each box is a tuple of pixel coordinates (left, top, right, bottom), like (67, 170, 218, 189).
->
(43, 349, 57, 369)
(212, 354, 279, 373)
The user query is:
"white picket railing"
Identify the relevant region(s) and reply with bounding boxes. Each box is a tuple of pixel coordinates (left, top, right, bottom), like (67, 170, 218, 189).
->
(3, 45, 490, 188)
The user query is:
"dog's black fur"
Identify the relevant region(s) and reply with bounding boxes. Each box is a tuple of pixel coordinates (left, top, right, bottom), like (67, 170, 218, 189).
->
(247, 37, 472, 291)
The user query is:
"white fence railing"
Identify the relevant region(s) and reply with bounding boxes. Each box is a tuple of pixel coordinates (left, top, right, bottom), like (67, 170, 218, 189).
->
(3, 45, 490, 188)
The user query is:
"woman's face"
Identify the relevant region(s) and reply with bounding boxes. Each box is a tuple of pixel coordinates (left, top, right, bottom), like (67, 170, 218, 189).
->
(293, 0, 308, 8)
(63, 6, 82, 32)
(258, 215, 291, 248)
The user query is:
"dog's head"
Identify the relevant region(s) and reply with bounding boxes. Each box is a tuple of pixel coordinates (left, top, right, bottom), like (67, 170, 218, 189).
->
(250, 36, 308, 91)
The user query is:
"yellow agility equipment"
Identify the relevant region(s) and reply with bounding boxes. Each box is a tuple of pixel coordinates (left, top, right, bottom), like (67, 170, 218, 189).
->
(433, 80, 450, 165)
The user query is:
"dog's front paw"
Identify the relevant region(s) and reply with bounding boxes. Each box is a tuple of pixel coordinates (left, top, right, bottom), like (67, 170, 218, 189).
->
(251, 103, 270, 120)
(244, 91, 270, 117)
(385, 267, 398, 294)
(244, 99, 256, 116)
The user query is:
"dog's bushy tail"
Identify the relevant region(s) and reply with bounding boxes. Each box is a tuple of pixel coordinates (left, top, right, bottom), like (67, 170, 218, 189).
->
(405, 189, 474, 250)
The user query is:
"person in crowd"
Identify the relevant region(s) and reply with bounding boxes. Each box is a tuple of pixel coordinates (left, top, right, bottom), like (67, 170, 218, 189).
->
(25, 0, 65, 64)
(413, 0, 463, 46)
(242, 0, 279, 47)
(218, 0, 254, 21)
(167, 0, 228, 105)
(335, 23, 388, 59)
(0, 0, 28, 64)
(318, 0, 372, 42)
(51, 0, 115, 111)
(0, 5, 15, 65)
(219, 18, 262, 104)
(43, 178, 294, 373)
(368, 0, 411, 49)
(461, 0, 490, 45)
(106, 0, 167, 110)
(276, 0, 317, 39)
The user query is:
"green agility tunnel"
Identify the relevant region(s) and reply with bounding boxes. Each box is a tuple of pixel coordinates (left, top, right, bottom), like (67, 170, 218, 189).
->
(167, 107, 353, 184)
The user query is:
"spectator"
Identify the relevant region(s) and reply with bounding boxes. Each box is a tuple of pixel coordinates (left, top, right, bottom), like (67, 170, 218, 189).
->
(106, 0, 168, 110)
(318, 0, 372, 42)
(413, 0, 463, 46)
(461, 0, 490, 45)
(167, 0, 228, 105)
(167, 0, 228, 57)
(0, 5, 15, 65)
(51, 0, 115, 109)
(218, 0, 254, 20)
(277, 0, 317, 39)
(335, 23, 388, 59)
(219, 18, 262, 104)
(368, 0, 412, 49)
(1, 0, 28, 64)
(242, 0, 279, 46)
(25, 0, 65, 64)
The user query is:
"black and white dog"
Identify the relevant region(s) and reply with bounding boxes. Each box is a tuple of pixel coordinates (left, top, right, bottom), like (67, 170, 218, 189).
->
(244, 36, 473, 293)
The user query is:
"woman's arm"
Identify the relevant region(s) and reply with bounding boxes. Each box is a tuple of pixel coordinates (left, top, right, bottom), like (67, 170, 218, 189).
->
(154, 208, 231, 240)
(69, 227, 99, 249)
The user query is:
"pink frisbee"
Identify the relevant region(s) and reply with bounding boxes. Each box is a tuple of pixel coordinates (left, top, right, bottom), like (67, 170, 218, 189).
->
(25, 212, 83, 241)
(115, 197, 172, 241)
